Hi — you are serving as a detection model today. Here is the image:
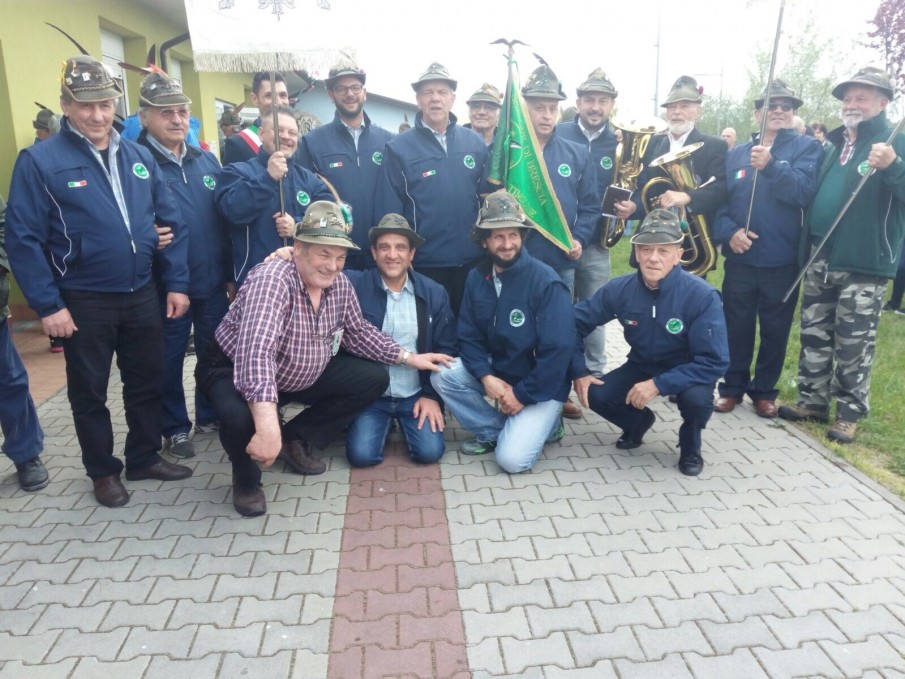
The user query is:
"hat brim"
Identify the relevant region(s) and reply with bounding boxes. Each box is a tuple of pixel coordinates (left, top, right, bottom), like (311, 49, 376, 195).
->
(62, 83, 123, 103)
(523, 91, 567, 101)
(324, 72, 366, 90)
(411, 78, 457, 93)
(467, 96, 501, 106)
(832, 80, 894, 101)
(661, 95, 702, 107)
(754, 96, 804, 109)
(630, 232, 684, 245)
(32, 121, 48, 130)
(576, 86, 618, 97)
(294, 230, 361, 250)
(475, 217, 536, 230)
(368, 226, 426, 247)
(140, 93, 192, 107)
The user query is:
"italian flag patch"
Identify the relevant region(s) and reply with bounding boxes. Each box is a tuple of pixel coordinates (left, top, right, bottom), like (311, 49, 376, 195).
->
(67, 180, 88, 188)
(734, 169, 746, 180)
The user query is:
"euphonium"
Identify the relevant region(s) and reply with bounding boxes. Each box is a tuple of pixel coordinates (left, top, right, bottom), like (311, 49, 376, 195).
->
(600, 117, 666, 249)
(639, 142, 718, 276)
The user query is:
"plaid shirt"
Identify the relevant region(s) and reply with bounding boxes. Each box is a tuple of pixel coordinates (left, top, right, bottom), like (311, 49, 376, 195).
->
(215, 259, 400, 403)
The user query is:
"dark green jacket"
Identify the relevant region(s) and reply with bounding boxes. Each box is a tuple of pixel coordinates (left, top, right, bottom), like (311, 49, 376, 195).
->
(802, 111, 905, 278)
(0, 194, 9, 322)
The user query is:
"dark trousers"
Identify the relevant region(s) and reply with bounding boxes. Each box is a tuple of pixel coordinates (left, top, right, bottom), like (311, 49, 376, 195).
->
(195, 345, 389, 487)
(415, 264, 475, 317)
(0, 318, 44, 463)
(890, 242, 905, 308)
(61, 285, 164, 479)
(587, 361, 714, 456)
(719, 261, 798, 401)
(160, 290, 229, 436)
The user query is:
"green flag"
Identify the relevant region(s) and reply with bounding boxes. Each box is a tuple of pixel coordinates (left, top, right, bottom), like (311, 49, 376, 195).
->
(488, 55, 573, 254)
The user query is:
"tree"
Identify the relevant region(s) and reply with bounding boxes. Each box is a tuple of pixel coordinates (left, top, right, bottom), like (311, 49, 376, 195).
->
(865, 0, 905, 98)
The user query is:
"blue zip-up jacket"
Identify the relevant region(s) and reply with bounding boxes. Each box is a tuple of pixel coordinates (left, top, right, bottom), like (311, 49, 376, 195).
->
(6, 118, 189, 317)
(459, 250, 575, 405)
(573, 266, 729, 395)
(374, 112, 488, 268)
(556, 117, 617, 242)
(137, 130, 232, 298)
(712, 128, 823, 267)
(215, 148, 334, 286)
(345, 267, 457, 401)
(523, 130, 600, 271)
(298, 111, 394, 259)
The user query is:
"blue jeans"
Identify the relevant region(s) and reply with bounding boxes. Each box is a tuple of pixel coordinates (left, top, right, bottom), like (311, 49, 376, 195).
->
(345, 394, 445, 467)
(0, 318, 44, 463)
(160, 291, 229, 436)
(552, 267, 576, 297)
(574, 244, 611, 376)
(431, 359, 563, 473)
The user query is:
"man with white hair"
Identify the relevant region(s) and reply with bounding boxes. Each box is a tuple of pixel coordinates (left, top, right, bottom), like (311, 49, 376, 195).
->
(779, 67, 905, 444)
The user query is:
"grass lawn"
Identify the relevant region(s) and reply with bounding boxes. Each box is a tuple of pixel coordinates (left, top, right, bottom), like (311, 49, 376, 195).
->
(608, 238, 905, 496)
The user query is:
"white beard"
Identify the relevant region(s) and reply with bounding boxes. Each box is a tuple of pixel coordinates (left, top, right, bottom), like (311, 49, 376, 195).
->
(668, 120, 694, 137)
(842, 111, 863, 131)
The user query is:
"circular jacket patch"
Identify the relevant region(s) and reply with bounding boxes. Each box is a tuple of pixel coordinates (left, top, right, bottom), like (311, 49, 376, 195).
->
(464, 154, 476, 169)
(297, 191, 311, 206)
(857, 160, 871, 176)
(203, 175, 216, 190)
(509, 309, 526, 327)
(132, 163, 149, 179)
(666, 318, 684, 334)
(600, 156, 613, 170)
(558, 163, 572, 177)
(372, 151, 383, 165)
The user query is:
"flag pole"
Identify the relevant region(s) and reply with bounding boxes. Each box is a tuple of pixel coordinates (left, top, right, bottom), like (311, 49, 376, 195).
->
(270, 69, 286, 220)
(744, 0, 786, 236)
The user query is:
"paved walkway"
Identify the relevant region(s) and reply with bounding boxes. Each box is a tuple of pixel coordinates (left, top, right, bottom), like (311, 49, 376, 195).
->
(3, 323, 905, 678)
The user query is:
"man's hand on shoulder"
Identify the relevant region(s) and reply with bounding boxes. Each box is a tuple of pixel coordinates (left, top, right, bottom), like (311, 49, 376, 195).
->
(413, 396, 445, 433)
(573, 374, 604, 408)
(265, 246, 294, 263)
(42, 308, 78, 339)
(166, 292, 190, 319)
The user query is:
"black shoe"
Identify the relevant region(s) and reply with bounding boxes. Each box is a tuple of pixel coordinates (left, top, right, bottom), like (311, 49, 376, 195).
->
(678, 453, 704, 476)
(616, 408, 656, 450)
(16, 458, 49, 492)
(233, 482, 266, 516)
(125, 459, 193, 481)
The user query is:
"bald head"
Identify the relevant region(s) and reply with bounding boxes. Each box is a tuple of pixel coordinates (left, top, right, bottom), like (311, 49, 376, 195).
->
(720, 127, 737, 148)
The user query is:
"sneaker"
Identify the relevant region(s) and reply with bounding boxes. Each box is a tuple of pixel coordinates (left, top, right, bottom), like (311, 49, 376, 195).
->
(193, 421, 220, 434)
(163, 432, 196, 459)
(896, 308, 905, 318)
(827, 419, 857, 444)
(777, 404, 829, 423)
(546, 421, 565, 444)
(461, 438, 497, 455)
(49, 337, 64, 353)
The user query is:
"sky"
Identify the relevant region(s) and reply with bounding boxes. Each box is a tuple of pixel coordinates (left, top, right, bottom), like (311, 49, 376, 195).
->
(303, 0, 882, 119)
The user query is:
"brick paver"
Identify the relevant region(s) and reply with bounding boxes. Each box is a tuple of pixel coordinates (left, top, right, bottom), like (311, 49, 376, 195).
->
(3, 323, 905, 677)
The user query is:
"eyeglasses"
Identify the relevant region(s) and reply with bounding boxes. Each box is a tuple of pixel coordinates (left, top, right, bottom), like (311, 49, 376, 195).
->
(758, 101, 794, 112)
(333, 84, 363, 95)
(155, 107, 191, 119)
(469, 102, 499, 111)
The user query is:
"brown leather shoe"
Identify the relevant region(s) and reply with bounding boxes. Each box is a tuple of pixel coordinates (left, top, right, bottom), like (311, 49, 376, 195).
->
(562, 398, 582, 420)
(233, 483, 267, 516)
(754, 399, 778, 418)
(778, 404, 829, 423)
(278, 439, 326, 475)
(93, 474, 129, 507)
(827, 419, 857, 444)
(125, 459, 193, 482)
(713, 395, 739, 413)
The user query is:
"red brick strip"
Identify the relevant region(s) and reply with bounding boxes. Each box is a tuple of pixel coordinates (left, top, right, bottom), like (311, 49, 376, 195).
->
(328, 438, 470, 679)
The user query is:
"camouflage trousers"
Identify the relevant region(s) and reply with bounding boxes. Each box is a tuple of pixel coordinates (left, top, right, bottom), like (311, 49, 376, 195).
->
(796, 254, 887, 422)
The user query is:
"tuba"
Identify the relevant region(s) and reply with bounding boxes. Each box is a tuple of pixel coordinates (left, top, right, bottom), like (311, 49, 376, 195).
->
(640, 142, 718, 276)
(600, 117, 666, 249)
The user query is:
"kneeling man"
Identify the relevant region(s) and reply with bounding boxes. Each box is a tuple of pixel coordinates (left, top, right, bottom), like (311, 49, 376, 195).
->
(431, 191, 576, 473)
(572, 210, 729, 475)
(196, 202, 450, 515)
(344, 215, 458, 467)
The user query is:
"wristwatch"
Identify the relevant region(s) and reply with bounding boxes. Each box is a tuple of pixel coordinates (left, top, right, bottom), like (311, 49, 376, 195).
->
(401, 350, 411, 365)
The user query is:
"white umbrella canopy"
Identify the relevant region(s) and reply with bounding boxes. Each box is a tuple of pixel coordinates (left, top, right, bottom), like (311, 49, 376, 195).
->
(184, 0, 353, 76)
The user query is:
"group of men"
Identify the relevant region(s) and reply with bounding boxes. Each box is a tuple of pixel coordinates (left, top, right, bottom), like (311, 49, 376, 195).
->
(1, 49, 902, 517)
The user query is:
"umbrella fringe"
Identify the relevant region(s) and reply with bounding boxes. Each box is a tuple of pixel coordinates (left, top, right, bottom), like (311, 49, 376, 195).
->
(192, 50, 343, 75)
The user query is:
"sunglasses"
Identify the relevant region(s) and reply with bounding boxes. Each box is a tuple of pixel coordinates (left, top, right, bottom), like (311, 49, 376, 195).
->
(758, 101, 794, 112)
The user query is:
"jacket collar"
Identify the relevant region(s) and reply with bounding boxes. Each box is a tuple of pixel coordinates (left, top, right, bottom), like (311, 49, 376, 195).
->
(331, 109, 372, 132)
(476, 247, 533, 279)
(415, 110, 458, 133)
(636, 261, 684, 292)
(136, 128, 201, 163)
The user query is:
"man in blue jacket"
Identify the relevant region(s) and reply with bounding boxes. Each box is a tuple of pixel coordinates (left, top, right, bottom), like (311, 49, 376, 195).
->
(375, 63, 488, 313)
(431, 191, 576, 474)
(216, 105, 334, 287)
(298, 60, 394, 270)
(573, 210, 729, 476)
(520, 63, 599, 294)
(780, 67, 905, 444)
(137, 71, 233, 459)
(6, 55, 193, 508)
(344, 215, 457, 467)
(712, 80, 822, 419)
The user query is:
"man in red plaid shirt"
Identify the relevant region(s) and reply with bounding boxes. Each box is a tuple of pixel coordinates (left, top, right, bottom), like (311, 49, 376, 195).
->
(196, 201, 452, 516)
